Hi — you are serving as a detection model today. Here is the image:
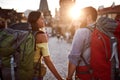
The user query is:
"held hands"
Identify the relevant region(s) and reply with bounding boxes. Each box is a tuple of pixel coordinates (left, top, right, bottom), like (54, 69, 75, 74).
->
(66, 77, 72, 80)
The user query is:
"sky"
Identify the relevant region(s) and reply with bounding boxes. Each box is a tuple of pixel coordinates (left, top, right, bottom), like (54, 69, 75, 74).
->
(0, 0, 120, 17)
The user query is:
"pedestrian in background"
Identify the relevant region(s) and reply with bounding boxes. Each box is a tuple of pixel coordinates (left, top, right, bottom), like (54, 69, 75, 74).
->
(66, 6, 98, 80)
(28, 11, 63, 80)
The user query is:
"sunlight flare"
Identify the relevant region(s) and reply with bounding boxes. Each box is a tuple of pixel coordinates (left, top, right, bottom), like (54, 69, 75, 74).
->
(69, 6, 81, 20)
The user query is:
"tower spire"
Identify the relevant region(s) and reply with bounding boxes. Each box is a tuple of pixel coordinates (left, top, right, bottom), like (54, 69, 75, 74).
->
(39, 0, 49, 12)
(39, 0, 52, 26)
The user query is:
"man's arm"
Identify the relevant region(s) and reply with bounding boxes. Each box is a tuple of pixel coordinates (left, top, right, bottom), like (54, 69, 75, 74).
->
(67, 28, 89, 80)
(67, 61, 76, 80)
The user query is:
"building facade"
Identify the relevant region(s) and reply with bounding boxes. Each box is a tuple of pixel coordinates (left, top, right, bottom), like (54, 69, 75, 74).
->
(57, 0, 76, 35)
(98, 5, 120, 20)
(0, 7, 24, 28)
(38, 0, 52, 27)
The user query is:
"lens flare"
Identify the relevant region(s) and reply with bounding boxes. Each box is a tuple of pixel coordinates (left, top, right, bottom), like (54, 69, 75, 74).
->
(69, 6, 80, 20)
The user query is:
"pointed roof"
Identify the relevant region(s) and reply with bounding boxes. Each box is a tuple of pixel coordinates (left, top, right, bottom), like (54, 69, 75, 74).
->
(39, 0, 49, 12)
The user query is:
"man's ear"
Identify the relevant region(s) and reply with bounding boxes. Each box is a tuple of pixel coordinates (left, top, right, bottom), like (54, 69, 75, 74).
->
(86, 15, 93, 24)
(87, 15, 92, 20)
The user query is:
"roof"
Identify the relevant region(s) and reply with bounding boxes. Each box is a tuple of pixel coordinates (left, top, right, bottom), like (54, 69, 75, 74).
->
(98, 5, 120, 15)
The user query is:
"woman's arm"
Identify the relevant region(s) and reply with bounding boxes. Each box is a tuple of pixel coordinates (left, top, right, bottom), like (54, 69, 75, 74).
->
(36, 33, 63, 80)
(44, 56, 63, 80)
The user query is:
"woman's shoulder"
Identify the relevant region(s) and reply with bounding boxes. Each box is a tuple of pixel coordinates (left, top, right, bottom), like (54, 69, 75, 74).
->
(36, 31, 48, 43)
(38, 30, 45, 34)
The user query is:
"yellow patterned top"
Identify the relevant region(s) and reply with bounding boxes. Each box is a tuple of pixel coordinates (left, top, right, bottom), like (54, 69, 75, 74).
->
(34, 43, 50, 62)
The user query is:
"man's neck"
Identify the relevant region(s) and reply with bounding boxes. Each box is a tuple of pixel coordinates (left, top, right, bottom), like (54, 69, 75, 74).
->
(87, 21, 96, 28)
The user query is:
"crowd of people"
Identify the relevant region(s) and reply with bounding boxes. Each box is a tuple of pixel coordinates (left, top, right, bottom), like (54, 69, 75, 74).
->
(0, 5, 120, 80)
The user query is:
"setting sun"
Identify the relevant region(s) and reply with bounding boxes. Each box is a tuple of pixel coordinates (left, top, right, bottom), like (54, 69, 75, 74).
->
(69, 6, 80, 20)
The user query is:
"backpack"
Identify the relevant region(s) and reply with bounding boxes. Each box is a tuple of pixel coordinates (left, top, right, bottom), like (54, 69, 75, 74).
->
(90, 17, 120, 80)
(0, 23, 35, 80)
(113, 20, 120, 80)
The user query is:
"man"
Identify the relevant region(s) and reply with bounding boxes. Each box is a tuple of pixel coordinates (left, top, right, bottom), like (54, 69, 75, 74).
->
(67, 6, 97, 80)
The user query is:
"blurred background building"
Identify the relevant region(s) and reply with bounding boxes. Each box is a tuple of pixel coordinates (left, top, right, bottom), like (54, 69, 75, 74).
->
(0, 7, 25, 28)
(52, 0, 76, 37)
(0, 0, 120, 35)
(98, 4, 120, 20)
(38, 0, 52, 27)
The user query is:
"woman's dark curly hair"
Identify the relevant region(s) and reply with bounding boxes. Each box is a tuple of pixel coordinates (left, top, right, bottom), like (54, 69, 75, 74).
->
(28, 11, 41, 31)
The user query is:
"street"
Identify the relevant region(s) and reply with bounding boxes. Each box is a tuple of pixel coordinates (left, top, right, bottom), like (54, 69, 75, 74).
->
(44, 37, 72, 80)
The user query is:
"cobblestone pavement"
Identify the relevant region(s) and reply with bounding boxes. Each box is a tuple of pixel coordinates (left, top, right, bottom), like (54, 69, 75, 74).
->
(44, 37, 72, 80)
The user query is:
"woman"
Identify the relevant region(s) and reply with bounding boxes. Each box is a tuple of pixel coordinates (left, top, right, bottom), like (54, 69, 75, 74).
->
(28, 11, 63, 80)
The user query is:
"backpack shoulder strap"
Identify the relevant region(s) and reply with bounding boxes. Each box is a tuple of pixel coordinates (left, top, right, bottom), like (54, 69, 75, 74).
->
(78, 25, 95, 66)
(76, 39, 92, 74)
(86, 26, 94, 32)
(76, 25, 96, 74)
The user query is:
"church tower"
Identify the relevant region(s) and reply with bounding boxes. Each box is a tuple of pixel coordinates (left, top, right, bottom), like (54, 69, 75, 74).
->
(39, 0, 52, 26)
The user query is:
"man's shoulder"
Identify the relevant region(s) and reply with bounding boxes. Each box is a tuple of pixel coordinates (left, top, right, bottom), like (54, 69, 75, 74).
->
(74, 28, 92, 38)
(76, 28, 91, 33)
